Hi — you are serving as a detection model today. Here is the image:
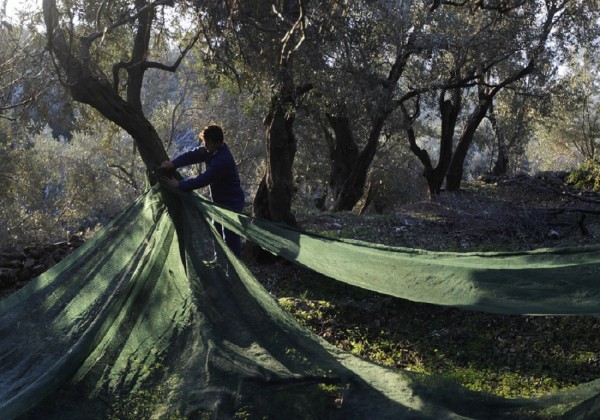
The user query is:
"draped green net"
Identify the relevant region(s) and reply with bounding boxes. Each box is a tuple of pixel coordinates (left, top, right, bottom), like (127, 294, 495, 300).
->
(1, 187, 600, 419)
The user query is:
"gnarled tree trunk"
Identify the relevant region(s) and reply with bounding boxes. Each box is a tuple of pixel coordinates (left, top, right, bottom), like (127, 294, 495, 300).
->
(331, 116, 385, 212)
(252, 70, 312, 226)
(43, 0, 196, 180)
(445, 99, 490, 191)
(325, 114, 359, 207)
(402, 89, 461, 198)
(428, 89, 461, 195)
(488, 104, 508, 176)
(253, 94, 299, 227)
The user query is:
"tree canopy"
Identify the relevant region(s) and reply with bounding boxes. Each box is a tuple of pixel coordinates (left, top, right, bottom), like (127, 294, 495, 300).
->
(0, 0, 598, 244)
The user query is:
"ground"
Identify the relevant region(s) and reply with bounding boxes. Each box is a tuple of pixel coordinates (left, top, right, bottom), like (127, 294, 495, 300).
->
(1, 173, 599, 398)
(244, 173, 600, 398)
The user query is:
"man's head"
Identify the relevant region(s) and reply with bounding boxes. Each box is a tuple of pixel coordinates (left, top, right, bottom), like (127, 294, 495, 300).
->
(200, 124, 224, 153)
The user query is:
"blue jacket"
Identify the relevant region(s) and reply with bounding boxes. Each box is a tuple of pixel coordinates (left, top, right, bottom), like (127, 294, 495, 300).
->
(172, 143, 245, 211)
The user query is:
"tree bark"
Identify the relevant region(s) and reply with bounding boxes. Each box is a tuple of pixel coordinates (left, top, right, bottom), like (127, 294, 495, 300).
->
(401, 99, 436, 198)
(69, 77, 168, 173)
(331, 116, 385, 211)
(325, 114, 359, 206)
(252, 95, 298, 226)
(43, 0, 172, 177)
(445, 93, 491, 191)
(401, 90, 461, 198)
(251, 72, 312, 226)
(427, 88, 461, 195)
(488, 103, 508, 176)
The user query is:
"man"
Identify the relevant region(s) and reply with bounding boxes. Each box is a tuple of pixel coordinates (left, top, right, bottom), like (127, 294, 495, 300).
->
(161, 124, 245, 257)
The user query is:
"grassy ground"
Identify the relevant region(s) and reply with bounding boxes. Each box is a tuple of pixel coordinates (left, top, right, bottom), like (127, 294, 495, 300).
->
(244, 176, 600, 399)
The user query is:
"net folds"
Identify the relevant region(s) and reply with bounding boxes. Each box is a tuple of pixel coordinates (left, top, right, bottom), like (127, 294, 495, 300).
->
(0, 187, 599, 419)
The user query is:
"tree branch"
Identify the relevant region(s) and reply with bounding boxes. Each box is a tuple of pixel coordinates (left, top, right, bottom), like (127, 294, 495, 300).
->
(280, 0, 307, 65)
(144, 31, 201, 73)
(83, 0, 175, 46)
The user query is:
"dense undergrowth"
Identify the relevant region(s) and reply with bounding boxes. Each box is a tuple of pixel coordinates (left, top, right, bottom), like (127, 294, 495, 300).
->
(245, 176, 600, 399)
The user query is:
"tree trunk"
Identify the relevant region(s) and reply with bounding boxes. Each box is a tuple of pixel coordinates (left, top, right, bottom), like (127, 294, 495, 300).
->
(492, 147, 509, 176)
(251, 75, 312, 226)
(401, 105, 436, 198)
(325, 114, 359, 206)
(331, 117, 385, 211)
(43, 0, 168, 178)
(402, 90, 460, 198)
(488, 104, 508, 176)
(446, 60, 536, 191)
(426, 89, 461, 195)
(252, 95, 299, 226)
(70, 77, 168, 173)
(446, 92, 491, 191)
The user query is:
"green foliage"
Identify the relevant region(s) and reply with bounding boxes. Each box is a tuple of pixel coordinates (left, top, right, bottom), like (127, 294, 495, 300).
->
(566, 159, 600, 191)
(108, 385, 186, 420)
(0, 124, 142, 245)
(278, 297, 332, 326)
(440, 365, 561, 399)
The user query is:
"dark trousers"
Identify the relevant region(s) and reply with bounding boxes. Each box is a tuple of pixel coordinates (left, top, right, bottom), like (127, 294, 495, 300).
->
(215, 223, 241, 257)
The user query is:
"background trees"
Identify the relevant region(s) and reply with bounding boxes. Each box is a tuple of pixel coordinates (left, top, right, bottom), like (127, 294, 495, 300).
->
(1, 0, 599, 245)
(393, 0, 575, 196)
(42, 0, 203, 171)
(315, 1, 435, 210)
(196, 0, 324, 225)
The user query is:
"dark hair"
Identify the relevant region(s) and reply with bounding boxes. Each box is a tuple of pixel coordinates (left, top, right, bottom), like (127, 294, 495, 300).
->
(200, 125, 224, 145)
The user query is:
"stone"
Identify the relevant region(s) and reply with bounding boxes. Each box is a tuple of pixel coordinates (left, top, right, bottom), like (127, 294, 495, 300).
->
(547, 229, 561, 240)
(69, 234, 83, 245)
(23, 258, 36, 270)
(25, 247, 44, 259)
(7, 260, 23, 269)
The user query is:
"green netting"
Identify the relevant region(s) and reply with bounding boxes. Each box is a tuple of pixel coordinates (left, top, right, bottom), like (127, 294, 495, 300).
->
(1, 187, 599, 419)
(188, 190, 600, 316)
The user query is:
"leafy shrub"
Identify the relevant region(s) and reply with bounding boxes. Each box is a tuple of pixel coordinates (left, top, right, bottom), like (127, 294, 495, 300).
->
(566, 159, 600, 191)
(0, 125, 143, 245)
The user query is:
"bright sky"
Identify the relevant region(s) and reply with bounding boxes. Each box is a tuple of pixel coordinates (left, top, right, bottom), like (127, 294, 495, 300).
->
(2, 0, 39, 20)
(3, 0, 19, 16)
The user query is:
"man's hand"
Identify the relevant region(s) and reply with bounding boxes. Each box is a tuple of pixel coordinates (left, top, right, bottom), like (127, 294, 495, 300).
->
(160, 160, 175, 170)
(161, 176, 180, 188)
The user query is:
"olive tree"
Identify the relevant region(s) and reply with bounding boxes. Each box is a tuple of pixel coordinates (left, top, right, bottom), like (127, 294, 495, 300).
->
(544, 28, 600, 163)
(411, 1, 600, 194)
(42, 0, 202, 176)
(313, 0, 598, 205)
(196, 0, 332, 225)
(316, 1, 439, 210)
